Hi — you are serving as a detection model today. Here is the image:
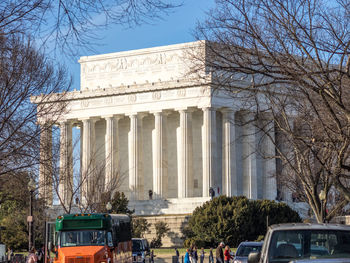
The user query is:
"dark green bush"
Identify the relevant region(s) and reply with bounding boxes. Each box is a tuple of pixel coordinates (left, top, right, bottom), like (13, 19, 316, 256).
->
(183, 196, 301, 247)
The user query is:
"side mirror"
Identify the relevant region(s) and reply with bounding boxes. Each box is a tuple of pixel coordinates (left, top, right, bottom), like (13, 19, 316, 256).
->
(247, 252, 261, 263)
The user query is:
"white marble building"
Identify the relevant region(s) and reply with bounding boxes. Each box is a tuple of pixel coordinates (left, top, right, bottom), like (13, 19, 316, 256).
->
(32, 41, 279, 216)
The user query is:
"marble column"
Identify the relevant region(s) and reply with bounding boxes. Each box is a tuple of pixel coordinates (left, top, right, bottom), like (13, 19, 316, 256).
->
(39, 123, 53, 205)
(104, 115, 121, 192)
(177, 109, 193, 198)
(152, 112, 168, 199)
(59, 121, 73, 207)
(242, 113, 258, 199)
(202, 107, 217, 197)
(81, 118, 97, 204)
(222, 109, 237, 196)
(128, 113, 144, 200)
(264, 118, 277, 200)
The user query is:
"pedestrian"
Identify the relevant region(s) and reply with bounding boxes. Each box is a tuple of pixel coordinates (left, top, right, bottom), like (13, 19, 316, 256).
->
(175, 248, 180, 263)
(209, 248, 214, 263)
(27, 247, 37, 263)
(224, 245, 233, 263)
(7, 247, 13, 262)
(216, 242, 225, 263)
(184, 249, 190, 263)
(36, 247, 44, 263)
(200, 248, 205, 263)
(191, 246, 198, 263)
(150, 250, 154, 263)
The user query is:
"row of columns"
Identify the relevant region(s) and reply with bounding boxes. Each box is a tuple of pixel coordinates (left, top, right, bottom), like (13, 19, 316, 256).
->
(39, 107, 276, 206)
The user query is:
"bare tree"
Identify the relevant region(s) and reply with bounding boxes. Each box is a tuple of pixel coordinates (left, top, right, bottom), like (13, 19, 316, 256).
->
(193, 0, 350, 222)
(46, 130, 126, 214)
(0, 0, 181, 56)
(0, 34, 69, 178)
(0, 0, 180, 211)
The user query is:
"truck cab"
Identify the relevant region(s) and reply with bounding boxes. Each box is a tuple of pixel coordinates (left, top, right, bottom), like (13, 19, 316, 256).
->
(248, 223, 350, 263)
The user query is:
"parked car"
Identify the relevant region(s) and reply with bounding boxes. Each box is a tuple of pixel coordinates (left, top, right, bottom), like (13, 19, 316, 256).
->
(234, 241, 263, 263)
(248, 223, 350, 263)
(132, 238, 150, 263)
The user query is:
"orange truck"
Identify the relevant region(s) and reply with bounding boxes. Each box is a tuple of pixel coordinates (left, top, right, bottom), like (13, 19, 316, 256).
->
(51, 213, 132, 263)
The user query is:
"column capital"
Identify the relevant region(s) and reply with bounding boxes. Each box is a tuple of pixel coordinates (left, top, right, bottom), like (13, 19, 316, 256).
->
(200, 106, 218, 111)
(176, 107, 195, 113)
(150, 110, 172, 116)
(37, 119, 54, 126)
(102, 114, 124, 121)
(58, 119, 74, 126)
(220, 107, 235, 114)
(126, 112, 148, 119)
(79, 117, 100, 123)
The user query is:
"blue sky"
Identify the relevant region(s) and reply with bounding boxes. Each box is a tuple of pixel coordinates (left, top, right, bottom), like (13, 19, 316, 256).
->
(66, 0, 215, 90)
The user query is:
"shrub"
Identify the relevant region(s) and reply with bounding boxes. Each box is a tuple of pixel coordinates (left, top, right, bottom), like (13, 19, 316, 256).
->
(132, 218, 151, 238)
(150, 221, 170, 248)
(183, 196, 301, 247)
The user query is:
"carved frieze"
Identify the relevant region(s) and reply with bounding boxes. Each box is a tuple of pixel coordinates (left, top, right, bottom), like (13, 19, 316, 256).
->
(152, 91, 161, 100)
(81, 100, 89, 108)
(200, 86, 211, 96)
(128, 94, 137, 103)
(177, 89, 186, 97)
(82, 52, 180, 75)
(104, 97, 113, 104)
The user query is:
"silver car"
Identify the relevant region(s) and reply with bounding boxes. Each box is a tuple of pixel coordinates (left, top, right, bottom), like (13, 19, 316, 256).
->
(248, 223, 350, 263)
(234, 241, 263, 263)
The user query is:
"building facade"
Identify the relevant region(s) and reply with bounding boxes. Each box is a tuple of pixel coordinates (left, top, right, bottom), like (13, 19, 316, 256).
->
(32, 41, 279, 217)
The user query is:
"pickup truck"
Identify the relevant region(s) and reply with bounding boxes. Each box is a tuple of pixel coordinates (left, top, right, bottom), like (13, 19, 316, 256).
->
(248, 223, 350, 263)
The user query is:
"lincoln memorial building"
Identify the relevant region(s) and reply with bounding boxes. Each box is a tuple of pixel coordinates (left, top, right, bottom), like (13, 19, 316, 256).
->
(32, 41, 286, 244)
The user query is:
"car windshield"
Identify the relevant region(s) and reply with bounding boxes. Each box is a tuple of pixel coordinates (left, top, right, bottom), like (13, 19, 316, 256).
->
(236, 244, 262, 257)
(60, 230, 106, 247)
(132, 240, 143, 252)
(268, 229, 350, 262)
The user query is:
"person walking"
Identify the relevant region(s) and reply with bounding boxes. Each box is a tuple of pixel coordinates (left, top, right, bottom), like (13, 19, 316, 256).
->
(150, 250, 154, 263)
(184, 249, 191, 263)
(200, 248, 205, 263)
(36, 247, 44, 263)
(216, 242, 225, 263)
(209, 248, 214, 263)
(175, 248, 180, 263)
(191, 246, 198, 263)
(224, 245, 233, 263)
(7, 247, 13, 262)
(27, 247, 37, 263)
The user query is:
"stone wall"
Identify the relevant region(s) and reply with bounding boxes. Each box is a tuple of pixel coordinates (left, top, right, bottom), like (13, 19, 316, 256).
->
(138, 214, 190, 247)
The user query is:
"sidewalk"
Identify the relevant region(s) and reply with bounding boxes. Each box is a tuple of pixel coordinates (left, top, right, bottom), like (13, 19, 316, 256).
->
(153, 255, 207, 263)
(153, 254, 174, 263)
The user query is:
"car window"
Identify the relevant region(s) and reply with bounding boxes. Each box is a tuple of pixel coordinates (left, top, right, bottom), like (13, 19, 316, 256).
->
(107, 232, 113, 247)
(132, 240, 143, 252)
(268, 229, 350, 262)
(236, 245, 262, 257)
